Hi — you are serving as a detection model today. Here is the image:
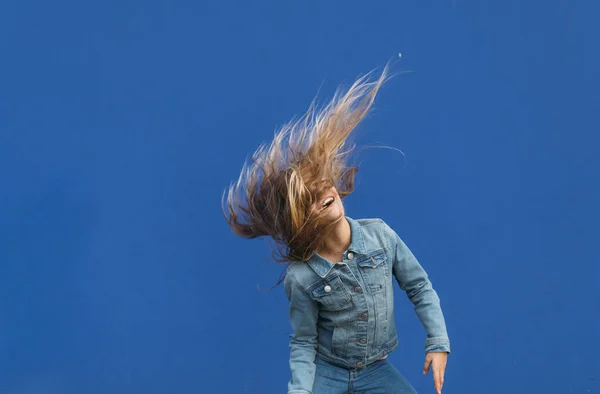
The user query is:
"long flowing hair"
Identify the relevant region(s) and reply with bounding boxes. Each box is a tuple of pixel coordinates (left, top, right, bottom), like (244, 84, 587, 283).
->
(223, 66, 390, 263)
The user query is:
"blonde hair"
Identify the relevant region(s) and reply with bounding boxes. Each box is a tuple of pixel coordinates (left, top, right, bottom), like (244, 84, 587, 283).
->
(223, 66, 390, 262)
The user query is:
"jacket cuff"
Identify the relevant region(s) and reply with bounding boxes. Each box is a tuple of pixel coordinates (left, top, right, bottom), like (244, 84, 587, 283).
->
(425, 337, 451, 353)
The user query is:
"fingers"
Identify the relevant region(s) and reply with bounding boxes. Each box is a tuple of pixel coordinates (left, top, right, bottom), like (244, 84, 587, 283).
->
(434, 362, 446, 394)
(423, 357, 432, 375)
(433, 367, 443, 394)
(441, 365, 446, 389)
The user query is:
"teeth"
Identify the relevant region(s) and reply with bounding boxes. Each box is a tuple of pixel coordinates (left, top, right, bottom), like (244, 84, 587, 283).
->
(323, 197, 334, 207)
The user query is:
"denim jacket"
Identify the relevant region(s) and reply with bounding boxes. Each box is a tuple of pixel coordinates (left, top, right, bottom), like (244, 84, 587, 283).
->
(284, 217, 450, 394)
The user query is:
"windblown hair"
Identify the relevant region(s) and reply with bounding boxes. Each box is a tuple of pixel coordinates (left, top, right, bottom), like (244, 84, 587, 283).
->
(223, 66, 390, 263)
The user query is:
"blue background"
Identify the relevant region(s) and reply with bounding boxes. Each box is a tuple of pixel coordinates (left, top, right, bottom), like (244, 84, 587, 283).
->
(1, 1, 598, 393)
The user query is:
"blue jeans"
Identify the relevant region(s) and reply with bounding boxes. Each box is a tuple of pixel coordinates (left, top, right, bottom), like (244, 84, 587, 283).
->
(312, 357, 417, 394)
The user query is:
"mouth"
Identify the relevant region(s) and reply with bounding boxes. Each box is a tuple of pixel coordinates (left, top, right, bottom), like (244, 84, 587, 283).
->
(321, 195, 335, 210)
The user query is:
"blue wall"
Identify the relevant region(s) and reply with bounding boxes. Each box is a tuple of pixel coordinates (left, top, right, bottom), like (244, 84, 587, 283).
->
(1, 1, 598, 393)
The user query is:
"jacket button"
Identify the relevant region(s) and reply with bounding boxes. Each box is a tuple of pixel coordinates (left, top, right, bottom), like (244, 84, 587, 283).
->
(324, 285, 332, 293)
(360, 313, 368, 320)
(354, 286, 362, 293)
(347, 252, 354, 259)
(359, 338, 367, 344)
(356, 361, 365, 368)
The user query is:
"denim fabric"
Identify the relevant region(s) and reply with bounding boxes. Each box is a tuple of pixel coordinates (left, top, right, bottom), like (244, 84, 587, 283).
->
(311, 356, 417, 394)
(284, 217, 450, 394)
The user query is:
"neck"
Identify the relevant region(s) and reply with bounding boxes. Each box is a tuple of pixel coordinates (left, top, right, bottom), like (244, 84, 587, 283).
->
(317, 216, 352, 256)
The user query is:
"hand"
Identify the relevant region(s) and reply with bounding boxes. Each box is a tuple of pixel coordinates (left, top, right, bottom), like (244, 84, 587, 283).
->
(423, 352, 448, 394)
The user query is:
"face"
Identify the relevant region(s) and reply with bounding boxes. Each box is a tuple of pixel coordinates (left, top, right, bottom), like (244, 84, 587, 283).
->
(311, 186, 345, 223)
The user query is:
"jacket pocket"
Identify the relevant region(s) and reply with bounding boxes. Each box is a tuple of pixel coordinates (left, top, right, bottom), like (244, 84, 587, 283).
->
(358, 251, 388, 294)
(309, 274, 352, 311)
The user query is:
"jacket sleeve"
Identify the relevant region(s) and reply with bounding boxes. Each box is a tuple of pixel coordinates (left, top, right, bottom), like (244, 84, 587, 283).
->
(385, 223, 451, 354)
(284, 268, 319, 394)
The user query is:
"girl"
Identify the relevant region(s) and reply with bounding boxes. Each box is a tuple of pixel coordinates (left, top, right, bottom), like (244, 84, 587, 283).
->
(223, 66, 450, 394)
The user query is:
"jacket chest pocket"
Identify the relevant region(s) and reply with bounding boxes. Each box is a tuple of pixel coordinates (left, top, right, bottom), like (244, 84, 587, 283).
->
(309, 275, 352, 311)
(358, 251, 388, 294)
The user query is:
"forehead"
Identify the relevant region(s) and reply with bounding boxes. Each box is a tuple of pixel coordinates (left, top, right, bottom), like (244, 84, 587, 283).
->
(307, 180, 334, 199)
(294, 164, 334, 194)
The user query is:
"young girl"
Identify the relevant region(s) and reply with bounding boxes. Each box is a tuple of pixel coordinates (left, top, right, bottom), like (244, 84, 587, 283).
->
(223, 66, 450, 394)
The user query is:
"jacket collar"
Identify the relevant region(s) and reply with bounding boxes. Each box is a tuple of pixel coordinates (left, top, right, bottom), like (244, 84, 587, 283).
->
(306, 216, 367, 278)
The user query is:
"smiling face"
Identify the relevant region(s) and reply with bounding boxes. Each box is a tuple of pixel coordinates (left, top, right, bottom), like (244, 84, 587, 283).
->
(311, 186, 345, 224)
